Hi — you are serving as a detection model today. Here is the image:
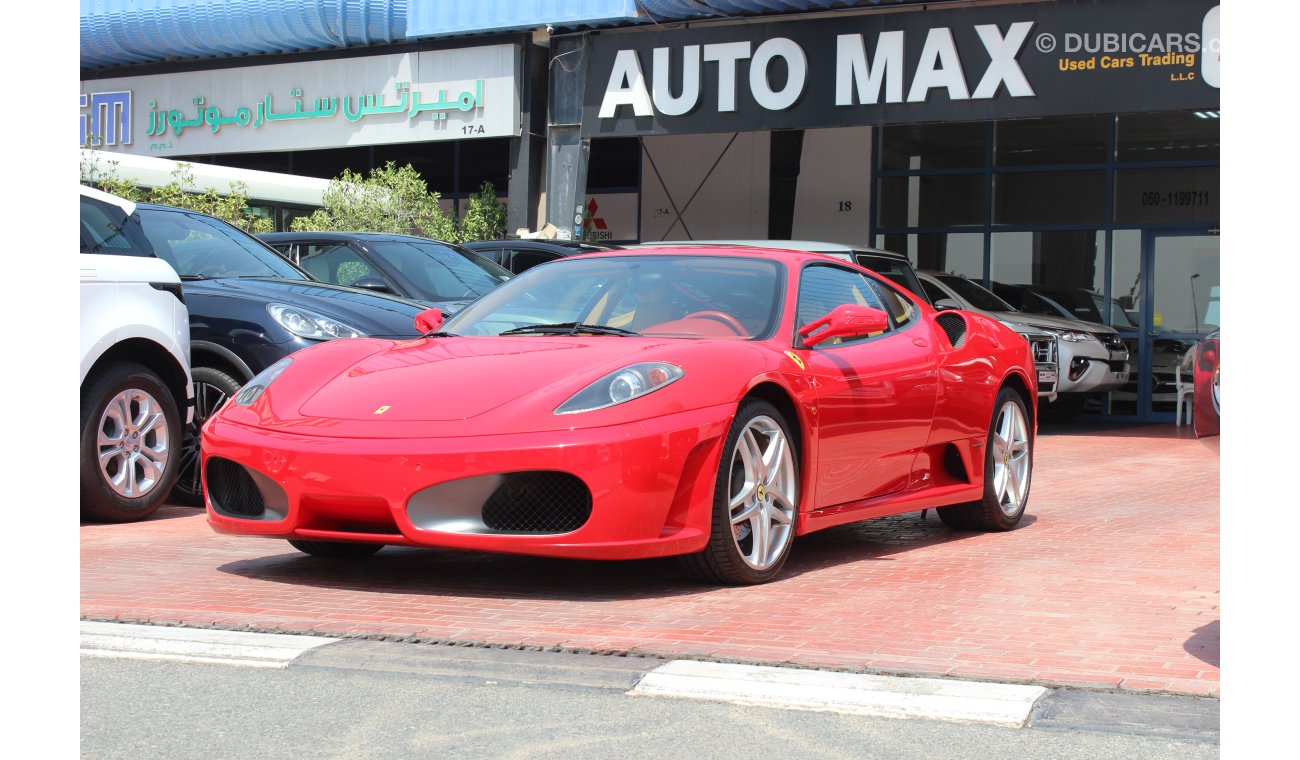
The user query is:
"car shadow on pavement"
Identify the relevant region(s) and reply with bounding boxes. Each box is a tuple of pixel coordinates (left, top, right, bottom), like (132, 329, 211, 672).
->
(79, 504, 204, 526)
(1185, 619, 1220, 667)
(213, 511, 1037, 602)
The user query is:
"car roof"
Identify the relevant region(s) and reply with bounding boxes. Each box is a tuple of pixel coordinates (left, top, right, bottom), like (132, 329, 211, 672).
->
(461, 239, 617, 252)
(258, 231, 457, 244)
(80, 184, 135, 215)
(569, 244, 873, 267)
(640, 240, 908, 259)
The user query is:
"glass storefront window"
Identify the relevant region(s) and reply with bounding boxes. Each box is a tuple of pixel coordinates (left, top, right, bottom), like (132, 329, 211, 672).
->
(1117, 111, 1220, 162)
(878, 122, 987, 170)
(991, 230, 1105, 295)
(875, 232, 984, 280)
(1114, 166, 1219, 223)
(993, 171, 1107, 225)
(995, 115, 1110, 166)
(877, 174, 984, 228)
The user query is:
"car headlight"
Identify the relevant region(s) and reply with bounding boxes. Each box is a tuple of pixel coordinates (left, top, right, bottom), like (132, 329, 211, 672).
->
(267, 303, 366, 340)
(1037, 327, 1093, 343)
(233, 357, 293, 407)
(555, 362, 684, 415)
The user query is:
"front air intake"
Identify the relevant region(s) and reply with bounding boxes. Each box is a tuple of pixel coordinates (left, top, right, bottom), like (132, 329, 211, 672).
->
(934, 313, 968, 348)
(206, 457, 266, 518)
(481, 472, 592, 534)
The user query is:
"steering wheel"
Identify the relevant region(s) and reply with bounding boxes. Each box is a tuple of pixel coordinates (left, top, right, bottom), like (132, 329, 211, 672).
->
(681, 310, 747, 336)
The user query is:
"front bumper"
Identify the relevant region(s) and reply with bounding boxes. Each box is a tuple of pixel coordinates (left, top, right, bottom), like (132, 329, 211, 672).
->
(1057, 343, 1130, 394)
(202, 404, 734, 560)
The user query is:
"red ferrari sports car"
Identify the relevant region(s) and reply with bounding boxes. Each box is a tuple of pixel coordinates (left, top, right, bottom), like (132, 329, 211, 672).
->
(203, 246, 1038, 584)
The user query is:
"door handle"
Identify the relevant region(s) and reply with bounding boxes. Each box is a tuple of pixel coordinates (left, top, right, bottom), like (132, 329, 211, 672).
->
(912, 338, 928, 348)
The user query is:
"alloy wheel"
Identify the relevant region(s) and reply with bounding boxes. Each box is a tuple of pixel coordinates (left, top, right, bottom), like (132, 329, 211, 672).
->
(97, 388, 171, 498)
(990, 400, 1031, 516)
(727, 415, 797, 571)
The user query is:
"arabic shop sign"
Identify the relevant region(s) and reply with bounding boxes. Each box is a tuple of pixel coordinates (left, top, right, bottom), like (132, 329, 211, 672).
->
(142, 80, 487, 138)
(581, 0, 1220, 137)
(81, 45, 519, 156)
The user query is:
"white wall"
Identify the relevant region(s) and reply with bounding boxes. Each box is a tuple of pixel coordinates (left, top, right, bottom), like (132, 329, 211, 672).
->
(636, 127, 874, 244)
(638, 132, 770, 241)
(791, 126, 873, 245)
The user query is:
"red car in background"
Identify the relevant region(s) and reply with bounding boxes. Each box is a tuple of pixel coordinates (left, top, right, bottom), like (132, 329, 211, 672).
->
(202, 247, 1038, 585)
(1193, 332, 1220, 438)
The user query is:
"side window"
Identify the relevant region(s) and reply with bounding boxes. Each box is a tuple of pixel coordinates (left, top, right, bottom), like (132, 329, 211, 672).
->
(298, 244, 379, 286)
(510, 250, 560, 274)
(796, 265, 888, 345)
(866, 277, 917, 328)
(920, 279, 950, 305)
(80, 196, 150, 256)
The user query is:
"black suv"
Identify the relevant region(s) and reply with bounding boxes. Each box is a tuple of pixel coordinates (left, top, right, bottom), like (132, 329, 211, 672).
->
(462, 239, 621, 274)
(260, 232, 512, 312)
(127, 203, 428, 503)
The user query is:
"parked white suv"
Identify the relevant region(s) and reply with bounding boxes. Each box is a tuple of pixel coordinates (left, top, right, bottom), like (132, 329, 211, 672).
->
(80, 186, 194, 521)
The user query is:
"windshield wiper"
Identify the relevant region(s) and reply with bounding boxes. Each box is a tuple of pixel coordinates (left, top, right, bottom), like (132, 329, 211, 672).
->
(498, 322, 641, 337)
(423, 331, 458, 338)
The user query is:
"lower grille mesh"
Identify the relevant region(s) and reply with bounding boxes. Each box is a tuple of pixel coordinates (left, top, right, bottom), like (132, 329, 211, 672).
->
(207, 457, 266, 518)
(481, 472, 592, 534)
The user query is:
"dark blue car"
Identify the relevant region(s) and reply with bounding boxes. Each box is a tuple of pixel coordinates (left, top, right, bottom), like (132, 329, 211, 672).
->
(127, 203, 429, 503)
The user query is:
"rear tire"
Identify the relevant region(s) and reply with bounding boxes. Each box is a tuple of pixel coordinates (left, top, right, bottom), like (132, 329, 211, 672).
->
(680, 399, 799, 585)
(288, 540, 384, 559)
(938, 387, 1032, 531)
(80, 362, 182, 522)
(172, 366, 244, 506)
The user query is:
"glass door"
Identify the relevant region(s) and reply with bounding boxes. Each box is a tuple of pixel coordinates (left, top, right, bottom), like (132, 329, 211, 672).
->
(1142, 231, 1220, 418)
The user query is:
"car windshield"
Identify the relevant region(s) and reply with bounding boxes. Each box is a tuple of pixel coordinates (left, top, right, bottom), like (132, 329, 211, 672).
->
(935, 275, 1016, 312)
(365, 239, 511, 301)
(442, 255, 784, 340)
(135, 206, 307, 280)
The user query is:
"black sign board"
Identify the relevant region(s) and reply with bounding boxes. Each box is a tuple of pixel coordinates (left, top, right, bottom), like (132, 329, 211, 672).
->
(581, 0, 1220, 137)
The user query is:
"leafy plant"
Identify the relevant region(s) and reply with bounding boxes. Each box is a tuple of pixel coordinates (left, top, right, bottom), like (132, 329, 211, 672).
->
(80, 150, 274, 233)
(459, 181, 508, 242)
(291, 162, 458, 241)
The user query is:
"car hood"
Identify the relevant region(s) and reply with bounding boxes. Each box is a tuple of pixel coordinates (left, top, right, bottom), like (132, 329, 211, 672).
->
(183, 277, 426, 338)
(223, 336, 773, 438)
(985, 310, 1117, 335)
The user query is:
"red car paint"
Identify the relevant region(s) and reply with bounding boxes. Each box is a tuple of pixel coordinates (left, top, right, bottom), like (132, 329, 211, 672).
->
(203, 247, 1036, 561)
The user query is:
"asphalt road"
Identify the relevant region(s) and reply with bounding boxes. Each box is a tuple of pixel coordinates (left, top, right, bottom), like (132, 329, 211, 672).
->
(81, 646, 1219, 760)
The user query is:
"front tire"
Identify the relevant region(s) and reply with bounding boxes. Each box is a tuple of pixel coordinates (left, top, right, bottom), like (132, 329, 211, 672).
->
(173, 366, 244, 506)
(938, 387, 1033, 531)
(80, 362, 182, 522)
(680, 399, 799, 585)
(288, 540, 384, 559)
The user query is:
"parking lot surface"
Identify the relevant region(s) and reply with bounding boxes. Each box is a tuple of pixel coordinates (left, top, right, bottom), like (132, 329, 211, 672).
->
(80, 423, 1219, 697)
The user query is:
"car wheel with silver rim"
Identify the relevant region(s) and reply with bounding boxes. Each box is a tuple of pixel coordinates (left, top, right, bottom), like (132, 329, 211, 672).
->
(681, 398, 799, 585)
(938, 386, 1032, 531)
(80, 362, 182, 522)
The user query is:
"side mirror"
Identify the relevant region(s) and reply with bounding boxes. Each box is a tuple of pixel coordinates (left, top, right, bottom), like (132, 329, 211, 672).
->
(933, 298, 961, 311)
(414, 307, 444, 334)
(798, 304, 890, 348)
(351, 276, 395, 294)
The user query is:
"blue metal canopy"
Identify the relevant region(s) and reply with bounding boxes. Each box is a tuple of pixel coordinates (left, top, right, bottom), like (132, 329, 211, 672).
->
(81, 0, 934, 71)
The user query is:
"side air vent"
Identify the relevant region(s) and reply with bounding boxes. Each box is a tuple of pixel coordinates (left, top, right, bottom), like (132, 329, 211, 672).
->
(934, 312, 968, 348)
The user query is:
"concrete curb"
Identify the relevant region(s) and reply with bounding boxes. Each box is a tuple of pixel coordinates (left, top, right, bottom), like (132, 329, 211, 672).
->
(632, 660, 1048, 727)
(79, 622, 1218, 739)
(79, 621, 339, 668)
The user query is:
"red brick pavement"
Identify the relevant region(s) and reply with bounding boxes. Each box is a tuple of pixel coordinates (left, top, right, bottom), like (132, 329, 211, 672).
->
(80, 423, 1220, 697)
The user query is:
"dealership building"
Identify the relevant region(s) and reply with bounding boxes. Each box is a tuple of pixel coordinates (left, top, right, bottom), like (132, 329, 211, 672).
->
(81, 0, 1219, 422)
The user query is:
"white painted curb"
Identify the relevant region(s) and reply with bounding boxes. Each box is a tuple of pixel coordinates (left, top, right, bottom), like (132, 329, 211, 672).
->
(80, 622, 339, 669)
(632, 660, 1048, 727)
